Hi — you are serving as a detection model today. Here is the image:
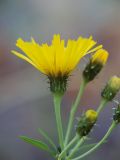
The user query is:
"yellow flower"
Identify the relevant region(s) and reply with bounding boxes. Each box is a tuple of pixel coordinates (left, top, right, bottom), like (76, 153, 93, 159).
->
(12, 34, 102, 94)
(85, 109, 98, 122)
(12, 34, 102, 77)
(91, 49, 109, 65)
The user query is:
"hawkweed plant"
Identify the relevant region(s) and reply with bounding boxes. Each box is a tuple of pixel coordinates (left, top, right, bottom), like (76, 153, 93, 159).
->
(12, 34, 120, 160)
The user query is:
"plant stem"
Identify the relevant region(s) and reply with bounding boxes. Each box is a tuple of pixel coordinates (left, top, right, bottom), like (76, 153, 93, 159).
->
(53, 94, 64, 149)
(67, 137, 85, 159)
(97, 98, 108, 114)
(65, 79, 87, 146)
(59, 135, 79, 159)
(72, 122, 116, 160)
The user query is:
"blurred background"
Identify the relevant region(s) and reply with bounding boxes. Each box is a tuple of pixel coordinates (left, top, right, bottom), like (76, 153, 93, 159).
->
(0, 0, 120, 159)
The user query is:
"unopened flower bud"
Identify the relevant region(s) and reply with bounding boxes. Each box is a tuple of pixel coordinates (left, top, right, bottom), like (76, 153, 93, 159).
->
(83, 49, 109, 82)
(113, 103, 120, 124)
(101, 76, 120, 101)
(76, 109, 98, 137)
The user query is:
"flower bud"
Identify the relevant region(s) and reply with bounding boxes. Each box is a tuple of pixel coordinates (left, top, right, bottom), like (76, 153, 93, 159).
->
(76, 109, 98, 137)
(113, 103, 120, 124)
(83, 49, 109, 82)
(101, 76, 120, 101)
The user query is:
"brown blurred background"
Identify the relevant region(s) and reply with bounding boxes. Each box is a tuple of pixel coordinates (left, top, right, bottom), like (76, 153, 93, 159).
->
(0, 0, 120, 160)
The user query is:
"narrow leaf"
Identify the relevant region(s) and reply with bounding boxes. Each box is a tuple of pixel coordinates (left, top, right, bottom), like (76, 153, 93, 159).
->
(20, 135, 55, 156)
(19, 136, 56, 157)
(20, 136, 49, 151)
(38, 128, 56, 151)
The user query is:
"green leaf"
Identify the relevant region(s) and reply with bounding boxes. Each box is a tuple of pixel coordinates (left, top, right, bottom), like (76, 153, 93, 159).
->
(20, 136, 49, 151)
(20, 136, 55, 156)
(38, 128, 56, 151)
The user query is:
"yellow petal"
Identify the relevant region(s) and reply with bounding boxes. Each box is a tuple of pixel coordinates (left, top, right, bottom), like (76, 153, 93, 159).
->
(92, 49, 109, 65)
(12, 34, 106, 77)
(11, 50, 46, 74)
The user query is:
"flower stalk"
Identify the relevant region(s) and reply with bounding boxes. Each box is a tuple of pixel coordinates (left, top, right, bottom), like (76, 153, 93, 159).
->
(53, 94, 64, 149)
(59, 135, 79, 159)
(96, 98, 108, 114)
(67, 137, 85, 159)
(64, 79, 87, 146)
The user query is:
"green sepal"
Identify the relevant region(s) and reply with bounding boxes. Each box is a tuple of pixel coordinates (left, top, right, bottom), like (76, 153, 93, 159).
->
(101, 84, 117, 101)
(48, 74, 68, 95)
(83, 61, 102, 82)
(20, 136, 55, 156)
(113, 104, 120, 123)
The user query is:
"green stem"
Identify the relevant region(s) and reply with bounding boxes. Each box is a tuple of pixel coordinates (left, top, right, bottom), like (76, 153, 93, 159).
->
(53, 94, 64, 149)
(65, 79, 87, 146)
(67, 137, 85, 159)
(97, 98, 108, 114)
(59, 135, 79, 159)
(72, 122, 116, 160)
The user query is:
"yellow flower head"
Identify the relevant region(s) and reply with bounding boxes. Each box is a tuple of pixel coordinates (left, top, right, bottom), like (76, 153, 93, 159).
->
(12, 34, 102, 94)
(12, 34, 102, 77)
(91, 49, 109, 65)
(85, 109, 98, 122)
